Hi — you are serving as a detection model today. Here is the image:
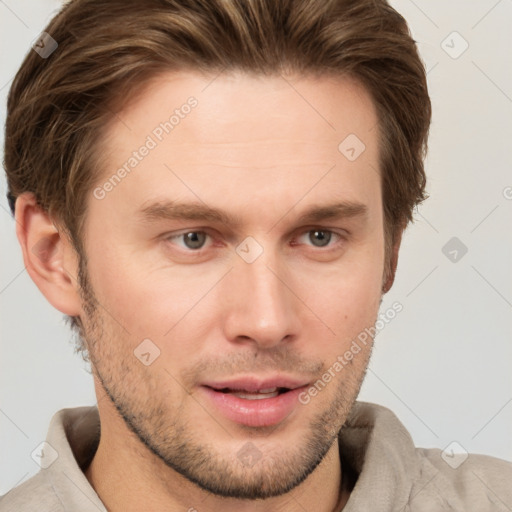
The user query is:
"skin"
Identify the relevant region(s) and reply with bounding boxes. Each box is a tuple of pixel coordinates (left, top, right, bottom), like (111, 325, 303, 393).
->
(16, 70, 402, 511)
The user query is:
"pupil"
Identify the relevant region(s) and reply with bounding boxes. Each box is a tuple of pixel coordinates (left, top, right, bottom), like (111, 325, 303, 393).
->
(310, 230, 331, 247)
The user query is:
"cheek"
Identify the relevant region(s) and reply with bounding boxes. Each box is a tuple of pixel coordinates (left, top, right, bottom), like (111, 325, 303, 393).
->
(86, 245, 221, 356)
(84, 248, 167, 338)
(296, 250, 384, 351)
(312, 279, 381, 348)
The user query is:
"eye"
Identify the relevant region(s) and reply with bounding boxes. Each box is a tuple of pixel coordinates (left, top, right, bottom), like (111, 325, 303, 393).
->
(166, 231, 210, 250)
(296, 229, 343, 248)
(164, 228, 344, 254)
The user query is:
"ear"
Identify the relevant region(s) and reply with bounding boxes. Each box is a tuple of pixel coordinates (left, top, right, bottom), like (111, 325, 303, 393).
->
(14, 192, 83, 316)
(382, 227, 404, 294)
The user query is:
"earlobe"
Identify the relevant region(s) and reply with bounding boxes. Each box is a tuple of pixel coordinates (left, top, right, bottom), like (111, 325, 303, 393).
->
(14, 192, 83, 316)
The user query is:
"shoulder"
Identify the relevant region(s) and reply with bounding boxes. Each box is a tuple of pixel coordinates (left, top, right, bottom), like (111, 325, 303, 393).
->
(345, 402, 512, 511)
(415, 446, 512, 511)
(0, 471, 63, 512)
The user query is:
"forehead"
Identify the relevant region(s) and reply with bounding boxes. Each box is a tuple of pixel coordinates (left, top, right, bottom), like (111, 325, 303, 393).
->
(91, 70, 381, 223)
(102, 69, 378, 153)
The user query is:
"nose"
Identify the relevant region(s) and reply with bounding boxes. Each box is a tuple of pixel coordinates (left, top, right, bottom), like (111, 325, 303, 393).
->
(221, 245, 300, 349)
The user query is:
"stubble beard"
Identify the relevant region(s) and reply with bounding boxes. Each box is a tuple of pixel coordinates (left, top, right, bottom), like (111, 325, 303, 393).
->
(74, 261, 372, 500)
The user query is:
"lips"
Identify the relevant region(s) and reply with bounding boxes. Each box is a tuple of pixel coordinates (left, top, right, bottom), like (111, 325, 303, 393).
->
(200, 376, 310, 427)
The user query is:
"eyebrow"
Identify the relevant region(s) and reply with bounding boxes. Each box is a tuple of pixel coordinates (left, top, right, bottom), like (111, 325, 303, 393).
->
(137, 199, 368, 228)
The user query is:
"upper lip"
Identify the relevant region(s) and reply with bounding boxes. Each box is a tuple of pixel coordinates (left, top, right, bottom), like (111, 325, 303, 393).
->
(202, 375, 310, 393)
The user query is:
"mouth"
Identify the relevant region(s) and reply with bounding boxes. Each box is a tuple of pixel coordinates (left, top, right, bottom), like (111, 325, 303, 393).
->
(210, 386, 291, 400)
(200, 377, 310, 427)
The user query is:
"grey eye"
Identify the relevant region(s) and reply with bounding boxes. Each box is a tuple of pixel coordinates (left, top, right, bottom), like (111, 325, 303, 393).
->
(182, 231, 207, 249)
(308, 230, 332, 247)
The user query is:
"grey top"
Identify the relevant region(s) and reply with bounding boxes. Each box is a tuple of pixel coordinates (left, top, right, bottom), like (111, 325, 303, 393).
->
(1, 400, 511, 511)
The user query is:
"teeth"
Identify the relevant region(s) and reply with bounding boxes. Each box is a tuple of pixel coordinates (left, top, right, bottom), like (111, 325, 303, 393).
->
(215, 386, 289, 399)
(231, 391, 280, 400)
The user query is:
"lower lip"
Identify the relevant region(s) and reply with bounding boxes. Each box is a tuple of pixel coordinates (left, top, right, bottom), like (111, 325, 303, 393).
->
(200, 386, 308, 427)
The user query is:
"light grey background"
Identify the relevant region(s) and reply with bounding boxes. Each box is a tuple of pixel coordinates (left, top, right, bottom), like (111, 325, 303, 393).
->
(1, 0, 511, 494)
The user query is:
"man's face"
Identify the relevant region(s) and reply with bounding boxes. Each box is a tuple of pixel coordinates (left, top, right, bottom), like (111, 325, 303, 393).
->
(78, 71, 385, 498)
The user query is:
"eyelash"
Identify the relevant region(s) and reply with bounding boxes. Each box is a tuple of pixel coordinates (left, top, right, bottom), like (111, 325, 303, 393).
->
(164, 228, 346, 253)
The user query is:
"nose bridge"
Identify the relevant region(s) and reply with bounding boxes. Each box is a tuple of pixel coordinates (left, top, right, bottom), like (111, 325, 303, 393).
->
(223, 240, 298, 347)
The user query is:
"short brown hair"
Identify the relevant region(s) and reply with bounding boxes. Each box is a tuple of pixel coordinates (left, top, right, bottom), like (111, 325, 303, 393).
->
(4, 0, 430, 335)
